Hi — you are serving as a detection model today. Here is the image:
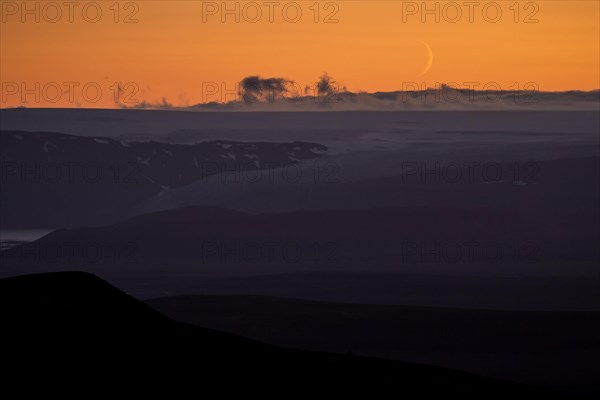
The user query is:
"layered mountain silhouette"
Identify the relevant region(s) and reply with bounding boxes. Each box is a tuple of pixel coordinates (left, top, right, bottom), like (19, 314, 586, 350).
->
(2, 205, 598, 277)
(0, 272, 579, 398)
(1, 111, 597, 396)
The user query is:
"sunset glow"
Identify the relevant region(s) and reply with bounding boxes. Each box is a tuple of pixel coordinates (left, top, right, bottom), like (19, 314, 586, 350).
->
(1, 1, 599, 108)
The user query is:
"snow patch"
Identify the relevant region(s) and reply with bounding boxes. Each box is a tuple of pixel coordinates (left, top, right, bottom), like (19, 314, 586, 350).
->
(513, 180, 529, 186)
(157, 185, 171, 197)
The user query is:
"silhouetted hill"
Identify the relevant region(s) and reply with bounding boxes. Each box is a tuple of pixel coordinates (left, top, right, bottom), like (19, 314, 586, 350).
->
(0, 272, 578, 398)
(147, 294, 600, 391)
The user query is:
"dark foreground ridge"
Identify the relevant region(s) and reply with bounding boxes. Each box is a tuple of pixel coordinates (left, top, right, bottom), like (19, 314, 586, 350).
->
(0, 272, 579, 398)
(146, 294, 600, 390)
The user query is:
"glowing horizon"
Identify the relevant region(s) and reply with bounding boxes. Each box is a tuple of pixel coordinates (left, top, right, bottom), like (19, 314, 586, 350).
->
(1, 1, 599, 108)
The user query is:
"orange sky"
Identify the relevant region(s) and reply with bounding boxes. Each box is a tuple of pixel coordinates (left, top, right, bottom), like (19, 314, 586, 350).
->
(1, 0, 598, 108)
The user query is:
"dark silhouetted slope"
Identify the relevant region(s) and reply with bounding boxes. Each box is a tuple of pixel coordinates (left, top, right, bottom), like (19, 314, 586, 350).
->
(0, 272, 578, 398)
(147, 294, 600, 390)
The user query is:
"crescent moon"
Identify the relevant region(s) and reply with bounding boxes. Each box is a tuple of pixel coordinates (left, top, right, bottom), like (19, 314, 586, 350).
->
(419, 41, 433, 76)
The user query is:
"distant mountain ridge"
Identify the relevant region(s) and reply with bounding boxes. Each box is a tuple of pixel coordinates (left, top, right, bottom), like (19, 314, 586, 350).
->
(0, 130, 327, 227)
